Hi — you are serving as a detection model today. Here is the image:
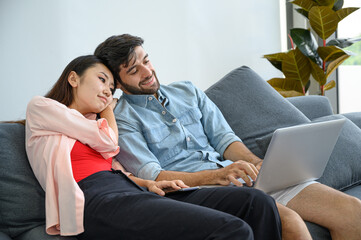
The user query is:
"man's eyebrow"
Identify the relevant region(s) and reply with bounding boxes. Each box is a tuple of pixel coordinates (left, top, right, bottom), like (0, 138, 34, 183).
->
(126, 65, 136, 74)
(125, 53, 149, 74)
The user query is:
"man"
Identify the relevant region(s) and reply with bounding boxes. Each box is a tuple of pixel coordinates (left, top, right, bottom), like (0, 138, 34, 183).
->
(95, 34, 361, 240)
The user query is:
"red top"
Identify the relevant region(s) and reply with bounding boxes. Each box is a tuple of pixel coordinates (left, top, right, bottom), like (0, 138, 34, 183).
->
(71, 140, 112, 182)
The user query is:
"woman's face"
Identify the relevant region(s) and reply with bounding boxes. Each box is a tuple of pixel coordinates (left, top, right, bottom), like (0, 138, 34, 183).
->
(69, 63, 114, 115)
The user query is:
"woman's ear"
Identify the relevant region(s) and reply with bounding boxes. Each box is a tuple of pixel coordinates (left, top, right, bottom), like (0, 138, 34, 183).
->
(68, 71, 79, 88)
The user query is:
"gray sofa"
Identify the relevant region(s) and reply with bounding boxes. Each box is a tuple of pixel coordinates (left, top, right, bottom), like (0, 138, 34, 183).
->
(1, 66, 361, 239)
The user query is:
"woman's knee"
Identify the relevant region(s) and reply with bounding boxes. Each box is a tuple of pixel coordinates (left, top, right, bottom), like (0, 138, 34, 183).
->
(211, 217, 253, 240)
(248, 189, 278, 210)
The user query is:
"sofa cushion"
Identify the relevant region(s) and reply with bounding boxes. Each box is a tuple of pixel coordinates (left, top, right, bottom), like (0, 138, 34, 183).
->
(312, 115, 361, 191)
(255, 115, 361, 191)
(205, 66, 310, 157)
(288, 95, 334, 120)
(0, 123, 46, 238)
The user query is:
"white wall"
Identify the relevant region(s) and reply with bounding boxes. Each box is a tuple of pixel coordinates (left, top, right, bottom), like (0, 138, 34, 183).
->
(0, 0, 283, 121)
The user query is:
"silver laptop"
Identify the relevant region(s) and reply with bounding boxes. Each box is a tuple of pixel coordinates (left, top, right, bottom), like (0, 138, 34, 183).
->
(253, 118, 345, 193)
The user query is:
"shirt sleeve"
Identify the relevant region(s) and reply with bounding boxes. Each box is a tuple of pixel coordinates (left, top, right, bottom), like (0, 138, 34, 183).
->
(26, 96, 119, 158)
(192, 83, 242, 160)
(115, 118, 163, 180)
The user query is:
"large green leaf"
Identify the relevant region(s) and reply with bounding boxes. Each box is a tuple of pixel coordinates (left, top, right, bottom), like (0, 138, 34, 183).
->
(309, 59, 327, 85)
(324, 80, 336, 90)
(337, 7, 359, 21)
(326, 54, 349, 78)
(317, 45, 349, 62)
(290, 28, 322, 66)
(315, 0, 335, 8)
(327, 37, 361, 48)
(309, 6, 339, 39)
(282, 48, 311, 87)
(267, 78, 305, 97)
(263, 52, 287, 71)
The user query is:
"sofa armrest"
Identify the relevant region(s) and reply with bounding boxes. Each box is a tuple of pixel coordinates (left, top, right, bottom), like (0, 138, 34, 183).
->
(287, 95, 334, 120)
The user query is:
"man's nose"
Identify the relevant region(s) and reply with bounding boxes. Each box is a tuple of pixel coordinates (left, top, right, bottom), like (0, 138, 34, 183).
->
(140, 65, 152, 78)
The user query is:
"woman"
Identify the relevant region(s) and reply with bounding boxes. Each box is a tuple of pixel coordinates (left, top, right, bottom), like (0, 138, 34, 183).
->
(26, 55, 282, 240)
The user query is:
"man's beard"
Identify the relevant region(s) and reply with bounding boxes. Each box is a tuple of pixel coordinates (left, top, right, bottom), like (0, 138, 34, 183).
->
(120, 71, 160, 95)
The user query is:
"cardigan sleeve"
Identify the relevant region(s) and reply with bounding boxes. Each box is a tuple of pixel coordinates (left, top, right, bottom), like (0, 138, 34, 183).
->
(27, 96, 119, 158)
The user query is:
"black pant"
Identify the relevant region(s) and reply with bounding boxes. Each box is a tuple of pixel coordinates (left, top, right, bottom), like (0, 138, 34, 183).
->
(77, 171, 281, 240)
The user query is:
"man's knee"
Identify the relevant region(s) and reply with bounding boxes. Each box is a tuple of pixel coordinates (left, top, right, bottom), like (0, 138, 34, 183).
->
(342, 195, 361, 221)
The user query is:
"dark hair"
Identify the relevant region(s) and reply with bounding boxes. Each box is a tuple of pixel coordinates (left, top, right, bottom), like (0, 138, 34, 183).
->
(94, 34, 144, 83)
(45, 55, 113, 106)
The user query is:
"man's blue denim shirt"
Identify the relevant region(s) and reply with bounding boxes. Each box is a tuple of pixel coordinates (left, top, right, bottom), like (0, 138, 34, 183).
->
(114, 81, 242, 180)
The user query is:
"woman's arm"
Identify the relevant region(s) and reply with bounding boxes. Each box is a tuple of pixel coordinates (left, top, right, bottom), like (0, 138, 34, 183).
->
(27, 96, 119, 157)
(99, 99, 118, 143)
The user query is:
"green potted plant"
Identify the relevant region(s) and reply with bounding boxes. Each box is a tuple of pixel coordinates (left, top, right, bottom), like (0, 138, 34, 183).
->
(264, 0, 360, 97)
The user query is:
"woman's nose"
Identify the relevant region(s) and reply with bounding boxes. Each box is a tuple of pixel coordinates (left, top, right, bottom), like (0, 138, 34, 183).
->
(104, 87, 111, 97)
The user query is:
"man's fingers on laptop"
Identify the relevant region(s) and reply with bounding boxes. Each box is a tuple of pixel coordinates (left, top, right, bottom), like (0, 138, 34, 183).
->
(254, 160, 263, 171)
(238, 172, 253, 187)
(234, 161, 258, 181)
(228, 175, 243, 187)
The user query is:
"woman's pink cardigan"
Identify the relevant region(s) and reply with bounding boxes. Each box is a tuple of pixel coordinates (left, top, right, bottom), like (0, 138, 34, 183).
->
(25, 96, 120, 236)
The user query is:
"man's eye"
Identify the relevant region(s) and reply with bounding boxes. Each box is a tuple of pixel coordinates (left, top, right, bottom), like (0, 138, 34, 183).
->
(130, 70, 138, 75)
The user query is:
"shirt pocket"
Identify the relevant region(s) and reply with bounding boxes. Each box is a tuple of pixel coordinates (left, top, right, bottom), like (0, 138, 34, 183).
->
(142, 124, 182, 164)
(179, 108, 209, 147)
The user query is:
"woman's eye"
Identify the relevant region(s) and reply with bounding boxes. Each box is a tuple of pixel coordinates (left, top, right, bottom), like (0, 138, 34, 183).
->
(99, 77, 106, 82)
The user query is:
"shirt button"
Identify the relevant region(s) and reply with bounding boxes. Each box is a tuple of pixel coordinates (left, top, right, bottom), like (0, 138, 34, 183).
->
(148, 97, 153, 101)
(186, 137, 191, 142)
(172, 118, 177, 123)
(162, 111, 166, 115)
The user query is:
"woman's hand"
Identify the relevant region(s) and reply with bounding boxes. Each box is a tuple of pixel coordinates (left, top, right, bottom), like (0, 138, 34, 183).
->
(144, 180, 189, 196)
(109, 98, 118, 110)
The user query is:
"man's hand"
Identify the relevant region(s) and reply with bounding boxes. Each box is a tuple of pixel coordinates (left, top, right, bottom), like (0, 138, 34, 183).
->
(215, 160, 259, 187)
(145, 180, 189, 196)
(254, 160, 263, 171)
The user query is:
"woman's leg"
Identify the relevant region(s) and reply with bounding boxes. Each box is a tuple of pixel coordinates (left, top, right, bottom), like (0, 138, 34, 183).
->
(77, 171, 253, 240)
(167, 186, 282, 240)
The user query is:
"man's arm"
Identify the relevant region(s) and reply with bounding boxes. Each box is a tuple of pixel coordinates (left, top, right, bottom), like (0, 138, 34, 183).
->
(223, 141, 263, 168)
(156, 159, 259, 187)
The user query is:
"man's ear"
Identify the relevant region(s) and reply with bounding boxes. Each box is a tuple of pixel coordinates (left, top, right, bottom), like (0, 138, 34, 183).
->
(68, 71, 79, 87)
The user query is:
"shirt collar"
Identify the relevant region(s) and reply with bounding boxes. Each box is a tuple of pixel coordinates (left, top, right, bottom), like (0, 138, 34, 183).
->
(122, 87, 166, 108)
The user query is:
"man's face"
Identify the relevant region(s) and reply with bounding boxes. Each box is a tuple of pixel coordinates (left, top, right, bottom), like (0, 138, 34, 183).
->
(118, 46, 160, 95)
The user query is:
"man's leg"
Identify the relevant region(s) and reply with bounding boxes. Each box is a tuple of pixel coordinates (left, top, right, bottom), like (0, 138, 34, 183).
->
(168, 186, 282, 240)
(276, 203, 312, 240)
(287, 183, 361, 240)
